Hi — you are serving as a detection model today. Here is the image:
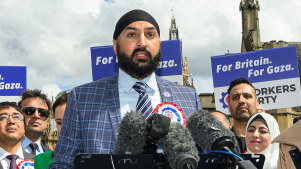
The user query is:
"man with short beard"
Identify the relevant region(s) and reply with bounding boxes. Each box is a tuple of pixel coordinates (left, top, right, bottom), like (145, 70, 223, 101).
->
(227, 78, 259, 153)
(18, 89, 52, 155)
(49, 9, 202, 168)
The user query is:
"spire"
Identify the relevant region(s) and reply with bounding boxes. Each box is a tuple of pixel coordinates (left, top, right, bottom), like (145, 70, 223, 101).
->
(169, 7, 179, 40)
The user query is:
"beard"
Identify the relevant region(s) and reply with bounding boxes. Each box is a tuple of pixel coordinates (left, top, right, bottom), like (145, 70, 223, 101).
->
(229, 104, 256, 122)
(116, 42, 161, 79)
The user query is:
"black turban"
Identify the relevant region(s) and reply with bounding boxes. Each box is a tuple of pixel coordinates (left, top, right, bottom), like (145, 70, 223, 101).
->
(113, 9, 160, 40)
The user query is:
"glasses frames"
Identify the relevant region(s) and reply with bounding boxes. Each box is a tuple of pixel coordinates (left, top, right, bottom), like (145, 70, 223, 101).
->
(0, 113, 24, 123)
(22, 107, 50, 118)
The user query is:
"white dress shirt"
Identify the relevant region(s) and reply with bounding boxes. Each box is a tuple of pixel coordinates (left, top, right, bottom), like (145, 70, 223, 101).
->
(21, 136, 44, 155)
(118, 69, 162, 119)
(0, 146, 24, 169)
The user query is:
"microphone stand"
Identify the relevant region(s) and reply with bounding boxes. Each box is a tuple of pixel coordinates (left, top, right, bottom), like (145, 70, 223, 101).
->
(142, 135, 167, 169)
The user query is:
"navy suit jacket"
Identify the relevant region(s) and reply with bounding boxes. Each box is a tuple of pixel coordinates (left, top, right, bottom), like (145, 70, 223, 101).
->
(49, 74, 202, 168)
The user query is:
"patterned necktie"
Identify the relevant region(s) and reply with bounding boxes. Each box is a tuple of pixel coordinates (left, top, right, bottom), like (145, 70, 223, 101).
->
(29, 143, 38, 155)
(133, 82, 153, 118)
(6, 154, 18, 169)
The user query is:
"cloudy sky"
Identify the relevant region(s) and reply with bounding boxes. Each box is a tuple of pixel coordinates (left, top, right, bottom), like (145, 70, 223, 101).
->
(1, 0, 300, 102)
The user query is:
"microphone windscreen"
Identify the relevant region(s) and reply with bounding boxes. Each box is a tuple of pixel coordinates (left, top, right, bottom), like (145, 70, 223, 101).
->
(187, 110, 236, 151)
(164, 122, 199, 169)
(113, 111, 147, 154)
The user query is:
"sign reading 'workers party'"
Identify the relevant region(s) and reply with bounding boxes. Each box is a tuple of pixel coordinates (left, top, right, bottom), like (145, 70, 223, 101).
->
(91, 40, 183, 84)
(0, 66, 26, 96)
(211, 46, 301, 114)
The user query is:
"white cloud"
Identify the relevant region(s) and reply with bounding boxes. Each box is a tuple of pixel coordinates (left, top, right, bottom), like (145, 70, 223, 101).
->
(0, 0, 300, 98)
(41, 83, 63, 101)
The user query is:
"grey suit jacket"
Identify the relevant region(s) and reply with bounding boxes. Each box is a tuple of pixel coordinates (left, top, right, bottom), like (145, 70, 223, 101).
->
(50, 73, 202, 169)
(0, 148, 34, 169)
(41, 143, 52, 153)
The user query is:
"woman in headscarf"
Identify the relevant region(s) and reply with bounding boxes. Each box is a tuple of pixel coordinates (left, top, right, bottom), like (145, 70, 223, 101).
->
(245, 112, 280, 169)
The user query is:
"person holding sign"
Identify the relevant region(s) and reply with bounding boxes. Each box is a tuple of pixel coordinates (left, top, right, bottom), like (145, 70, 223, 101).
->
(227, 78, 259, 153)
(49, 9, 201, 168)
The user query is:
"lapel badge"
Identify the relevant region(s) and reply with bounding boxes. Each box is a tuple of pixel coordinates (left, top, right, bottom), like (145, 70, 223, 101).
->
(163, 91, 171, 98)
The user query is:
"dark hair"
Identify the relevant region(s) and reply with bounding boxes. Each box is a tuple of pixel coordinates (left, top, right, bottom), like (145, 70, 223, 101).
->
(227, 78, 256, 97)
(0, 101, 23, 114)
(52, 93, 68, 116)
(18, 89, 51, 111)
(210, 109, 230, 124)
(249, 114, 268, 129)
(293, 115, 301, 124)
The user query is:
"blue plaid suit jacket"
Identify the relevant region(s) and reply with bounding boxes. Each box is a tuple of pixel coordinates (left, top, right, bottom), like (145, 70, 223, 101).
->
(49, 74, 202, 168)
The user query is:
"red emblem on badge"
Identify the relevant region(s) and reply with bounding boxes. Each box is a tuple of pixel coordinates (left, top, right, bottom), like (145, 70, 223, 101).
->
(153, 102, 186, 126)
(17, 159, 34, 169)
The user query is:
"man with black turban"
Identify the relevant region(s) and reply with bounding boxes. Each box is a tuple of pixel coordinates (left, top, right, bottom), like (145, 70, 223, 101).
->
(49, 9, 202, 168)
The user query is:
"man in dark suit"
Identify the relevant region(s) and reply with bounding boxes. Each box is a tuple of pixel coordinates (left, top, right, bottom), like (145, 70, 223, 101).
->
(18, 89, 52, 155)
(0, 102, 34, 169)
(49, 9, 202, 168)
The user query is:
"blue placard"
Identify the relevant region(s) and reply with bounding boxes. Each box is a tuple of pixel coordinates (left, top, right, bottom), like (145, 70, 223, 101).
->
(0, 66, 26, 96)
(211, 46, 301, 113)
(211, 46, 299, 88)
(91, 40, 182, 81)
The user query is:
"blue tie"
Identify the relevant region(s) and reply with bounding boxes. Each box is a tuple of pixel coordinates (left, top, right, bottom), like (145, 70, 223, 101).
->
(133, 82, 153, 118)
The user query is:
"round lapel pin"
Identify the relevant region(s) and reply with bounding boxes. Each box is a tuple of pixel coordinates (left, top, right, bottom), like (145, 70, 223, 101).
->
(163, 91, 171, 98)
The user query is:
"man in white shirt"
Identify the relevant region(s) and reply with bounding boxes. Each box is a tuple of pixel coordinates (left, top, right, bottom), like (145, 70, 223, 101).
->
(0, 102, 33, 169)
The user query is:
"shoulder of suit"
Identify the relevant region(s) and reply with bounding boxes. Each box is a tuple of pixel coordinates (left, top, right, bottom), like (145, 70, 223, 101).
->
(156, 76, 196, 91)
(73, 74, 118, 91)
(34, 151, 53, 160)
(23, 150, 34, 160)
(272, 121, 301, 148)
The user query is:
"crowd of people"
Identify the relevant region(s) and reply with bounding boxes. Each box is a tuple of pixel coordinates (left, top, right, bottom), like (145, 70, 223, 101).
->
(1, 9, 300, 169)
(0, 89, 69, 169)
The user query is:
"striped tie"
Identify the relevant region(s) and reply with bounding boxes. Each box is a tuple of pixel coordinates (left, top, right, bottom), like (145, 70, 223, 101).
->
(133, 82, 153, 118)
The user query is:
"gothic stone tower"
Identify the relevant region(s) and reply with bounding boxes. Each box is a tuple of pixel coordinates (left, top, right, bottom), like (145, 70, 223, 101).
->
(240, 0, 262, 52)
(169, 12, 179, 40)
(169, 9, 194, 88)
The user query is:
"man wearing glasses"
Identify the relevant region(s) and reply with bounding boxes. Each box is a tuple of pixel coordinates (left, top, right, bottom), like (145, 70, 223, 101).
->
(18, 89, 52, 156)
(0, 102, 34, 168)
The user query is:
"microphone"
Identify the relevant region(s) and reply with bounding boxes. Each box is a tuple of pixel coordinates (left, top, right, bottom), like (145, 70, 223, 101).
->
(113, 111, 148, 154)
(163, 122, 199, 169)
(187, 110, 256, 169)
(187, 110, 236, 152)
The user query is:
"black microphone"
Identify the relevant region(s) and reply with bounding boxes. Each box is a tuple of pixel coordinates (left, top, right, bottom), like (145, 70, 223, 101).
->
(187, 110, 256, 169)
(187, 110, 236, 152)
(163, 122, 199, 169)
(113, 111, 148, 154)
(143, 113, 171, 154)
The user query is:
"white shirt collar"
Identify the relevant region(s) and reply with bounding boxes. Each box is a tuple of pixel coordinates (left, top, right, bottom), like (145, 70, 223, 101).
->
(0, 146, 24, 161)
(21, 136, 43, 153)
(118, 68, 158, 92)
